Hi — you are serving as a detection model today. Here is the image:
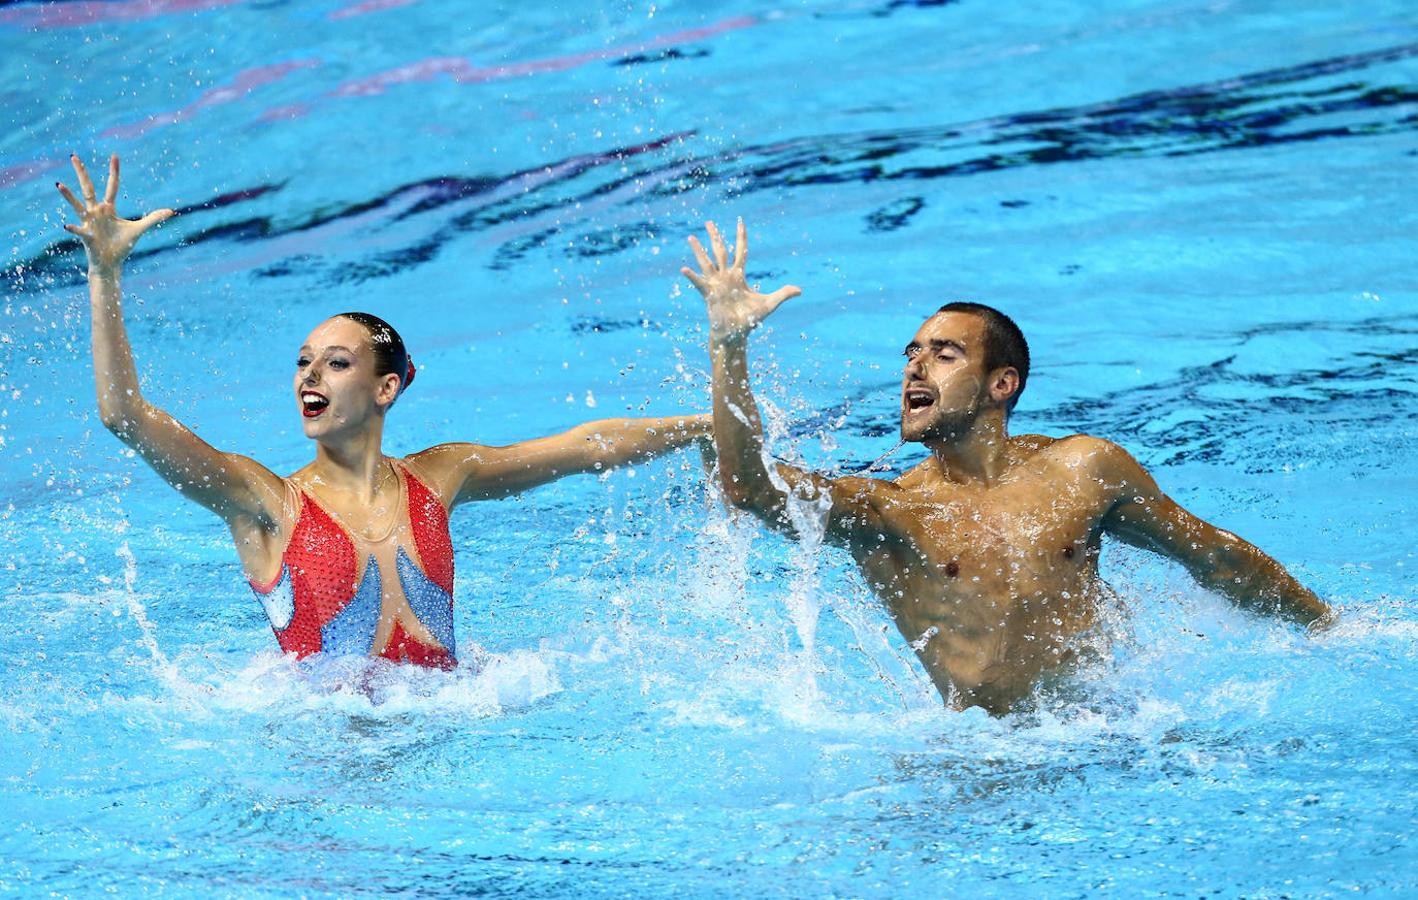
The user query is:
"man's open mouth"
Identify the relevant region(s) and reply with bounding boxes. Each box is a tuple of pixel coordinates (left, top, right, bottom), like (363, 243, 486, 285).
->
(301, 391, 329, 418)
(904, 389, 934, 412)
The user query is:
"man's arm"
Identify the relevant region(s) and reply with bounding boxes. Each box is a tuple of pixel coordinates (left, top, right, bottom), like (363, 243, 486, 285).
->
(61, 154, 285, 528)
(409, 414, 711, 507)
(684, 219, 891, 546)
(1096, 439, 1334, 629)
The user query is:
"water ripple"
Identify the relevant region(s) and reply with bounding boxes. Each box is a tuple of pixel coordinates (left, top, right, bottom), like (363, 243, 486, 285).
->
(12, 43, 1415, 294)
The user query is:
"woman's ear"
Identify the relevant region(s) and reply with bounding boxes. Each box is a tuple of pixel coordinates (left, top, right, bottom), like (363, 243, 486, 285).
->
(376, 372, 402, 408)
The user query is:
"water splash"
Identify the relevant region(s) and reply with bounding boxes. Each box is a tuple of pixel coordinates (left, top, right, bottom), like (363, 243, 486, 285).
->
(852, 439, 905, 475)
(114, 540, 207, 708)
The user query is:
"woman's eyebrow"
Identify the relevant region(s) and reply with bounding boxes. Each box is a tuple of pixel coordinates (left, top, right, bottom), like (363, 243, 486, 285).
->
(298, 344, 356, 354)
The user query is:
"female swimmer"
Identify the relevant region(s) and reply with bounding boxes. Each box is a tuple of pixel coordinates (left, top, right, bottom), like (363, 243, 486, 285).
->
(59, 153, 708, 669)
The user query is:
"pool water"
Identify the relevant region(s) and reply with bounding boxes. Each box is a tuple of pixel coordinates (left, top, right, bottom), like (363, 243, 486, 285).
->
(3, 0, 1417, 895)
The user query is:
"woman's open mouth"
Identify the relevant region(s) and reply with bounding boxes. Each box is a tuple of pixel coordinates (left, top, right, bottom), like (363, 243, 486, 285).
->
(301, 391, 330, 418)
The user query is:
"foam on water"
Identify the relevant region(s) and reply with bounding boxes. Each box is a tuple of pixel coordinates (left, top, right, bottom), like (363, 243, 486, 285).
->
(107, 635, 575, 724)
(3, 0, 1416, 893)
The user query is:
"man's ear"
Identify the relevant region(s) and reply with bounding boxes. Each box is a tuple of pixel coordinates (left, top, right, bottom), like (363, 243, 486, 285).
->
(989, 366, 1020, 406)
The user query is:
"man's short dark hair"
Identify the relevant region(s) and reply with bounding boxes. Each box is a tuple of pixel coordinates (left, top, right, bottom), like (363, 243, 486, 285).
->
(936, 302, 1029, 411)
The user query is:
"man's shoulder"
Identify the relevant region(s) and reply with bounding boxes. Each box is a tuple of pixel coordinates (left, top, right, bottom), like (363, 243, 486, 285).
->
(889, 456, 936, 490)
(1021, 433, 1139, 474)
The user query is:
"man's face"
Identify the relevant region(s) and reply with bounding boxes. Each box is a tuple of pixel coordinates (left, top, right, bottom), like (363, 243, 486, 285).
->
(900, 312, 993, 443)
(293, 317, 392, 441)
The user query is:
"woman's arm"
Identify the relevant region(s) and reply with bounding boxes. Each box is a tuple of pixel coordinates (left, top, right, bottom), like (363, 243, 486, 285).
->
(61, 154, 285, 526)
(409, 414, 711, 507)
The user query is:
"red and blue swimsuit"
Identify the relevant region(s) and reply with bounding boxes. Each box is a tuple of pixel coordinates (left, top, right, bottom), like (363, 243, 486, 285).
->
(249, 461, 457, 669)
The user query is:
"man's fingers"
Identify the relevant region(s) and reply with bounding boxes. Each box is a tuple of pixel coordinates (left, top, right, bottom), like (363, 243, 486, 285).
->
(56, 182, 85, 216)
(687, 235, 714, 275)
(733, 219, 747, 271)
(72, 154, 96, 202)
(706, 220, 728, 269)
(763, 285, 802, 314)
(103, 154, 120, 206)
(137, 208, 176, 230)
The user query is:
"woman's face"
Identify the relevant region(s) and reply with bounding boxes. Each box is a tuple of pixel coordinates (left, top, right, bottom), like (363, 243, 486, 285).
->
(293, 317, 398, 441)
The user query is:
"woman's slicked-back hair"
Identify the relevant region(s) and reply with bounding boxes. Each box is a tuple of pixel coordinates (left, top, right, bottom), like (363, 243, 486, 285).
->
(337, 311, 415, 395)
(936, 301, 1029, 411)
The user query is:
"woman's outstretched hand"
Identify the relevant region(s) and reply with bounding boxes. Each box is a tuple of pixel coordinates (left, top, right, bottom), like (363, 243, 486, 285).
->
(57, 154, 174, 275)
(681, 219, 801, 345)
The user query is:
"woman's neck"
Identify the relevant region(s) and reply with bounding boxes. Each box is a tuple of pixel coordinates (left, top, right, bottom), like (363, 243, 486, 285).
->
(309, 431, 389, 502)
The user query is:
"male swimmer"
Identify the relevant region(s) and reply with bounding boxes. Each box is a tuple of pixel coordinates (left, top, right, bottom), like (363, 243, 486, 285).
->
(682, 220, 1334, 715)
(60, 154, 709, 669)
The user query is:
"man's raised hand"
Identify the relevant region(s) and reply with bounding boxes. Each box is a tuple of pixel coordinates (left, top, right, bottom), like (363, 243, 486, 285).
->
(681, 219, 801, 344)
(57, 154, 174, 274)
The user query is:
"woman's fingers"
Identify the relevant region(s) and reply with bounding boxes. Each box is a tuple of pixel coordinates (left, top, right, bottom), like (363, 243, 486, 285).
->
(63, 223, 85, 236)
(56, 182, 85, 216)
(687, 234, 714, 275)
(72, 154, 97, 203)
(733, 219, 747, 271)
(706, 220, 728, 269)
(680, 266, 707, 294)
(103, 154, 120, 206)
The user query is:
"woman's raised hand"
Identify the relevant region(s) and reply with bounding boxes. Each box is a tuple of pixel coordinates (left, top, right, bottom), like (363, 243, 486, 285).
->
(681, 219, 801, 345)
(57, 154, 174, 274)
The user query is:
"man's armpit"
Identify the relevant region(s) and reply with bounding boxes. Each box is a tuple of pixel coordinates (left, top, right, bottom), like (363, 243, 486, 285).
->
(825, 476, 900, 544)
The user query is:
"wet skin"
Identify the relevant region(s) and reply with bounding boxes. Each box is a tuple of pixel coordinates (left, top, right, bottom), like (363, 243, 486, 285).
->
(66, 153, 711, 664)
(842, 313, 1118, 711)
(685, 220, 1333, 716)
(278, 316, 441, 653)
(840, 431, 1132, 713)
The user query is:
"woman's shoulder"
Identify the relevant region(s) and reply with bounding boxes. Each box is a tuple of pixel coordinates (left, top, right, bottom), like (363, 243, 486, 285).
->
(402, 443, 494, 474)
(283, 461, 318, 483)
(398, 446, 480, 509)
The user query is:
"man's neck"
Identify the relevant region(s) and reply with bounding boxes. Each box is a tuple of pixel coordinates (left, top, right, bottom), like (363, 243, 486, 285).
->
(923, 412, 1012, 486)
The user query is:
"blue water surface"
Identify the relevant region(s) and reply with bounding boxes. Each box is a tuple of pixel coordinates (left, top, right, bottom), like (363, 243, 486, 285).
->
(2, 0, 1416, 896)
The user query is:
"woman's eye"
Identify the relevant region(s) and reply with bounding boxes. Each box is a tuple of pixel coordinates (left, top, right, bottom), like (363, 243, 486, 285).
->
(329, 359, 349, 370)
(296, 357, 309, 368)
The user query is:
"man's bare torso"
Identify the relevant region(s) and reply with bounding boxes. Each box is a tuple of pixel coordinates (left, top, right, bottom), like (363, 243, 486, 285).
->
(848, 434, 1123, 714)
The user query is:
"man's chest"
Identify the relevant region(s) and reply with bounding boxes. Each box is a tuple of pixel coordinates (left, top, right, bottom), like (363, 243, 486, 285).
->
(866, 475, 1114, 600)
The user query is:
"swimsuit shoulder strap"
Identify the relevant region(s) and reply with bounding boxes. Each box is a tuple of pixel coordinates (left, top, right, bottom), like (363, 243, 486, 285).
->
(280, 475, 357, 550)
(279, 476, 305, 526)
(392, 456, 450, 513)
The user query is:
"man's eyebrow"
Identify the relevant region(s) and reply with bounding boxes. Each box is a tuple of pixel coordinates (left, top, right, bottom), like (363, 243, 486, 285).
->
(929, 338, 967, 353)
